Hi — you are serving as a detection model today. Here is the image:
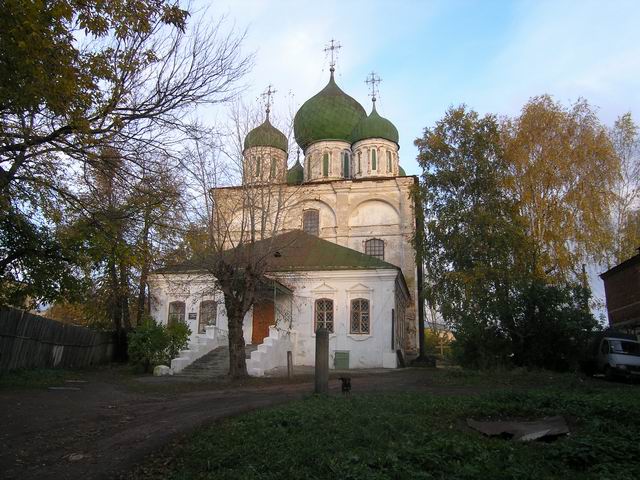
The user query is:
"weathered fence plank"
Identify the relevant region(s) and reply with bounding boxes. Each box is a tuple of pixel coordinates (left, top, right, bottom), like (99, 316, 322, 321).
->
(0, 306, 114, 371)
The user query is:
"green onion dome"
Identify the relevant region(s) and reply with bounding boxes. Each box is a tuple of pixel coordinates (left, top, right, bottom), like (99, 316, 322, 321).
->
(350, 103, 399, 145)
(294, 71, 366, 150)
(398, 165, 406, 176)
(244, 117, 288, 153)
(286, 159, 304, 185)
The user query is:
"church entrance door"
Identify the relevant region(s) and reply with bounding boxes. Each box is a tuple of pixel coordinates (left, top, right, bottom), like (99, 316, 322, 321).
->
(252, 301, 274, 344)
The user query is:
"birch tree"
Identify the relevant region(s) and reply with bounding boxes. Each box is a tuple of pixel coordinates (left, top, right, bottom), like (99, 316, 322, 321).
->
(609, 113, 640, 263)
(502, 95, 619, 279)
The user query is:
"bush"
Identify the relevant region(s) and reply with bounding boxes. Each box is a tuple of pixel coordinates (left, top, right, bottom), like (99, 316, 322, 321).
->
(450, 280, 597, 371)
(127, 318, 191, 373)
(166, 321, 190, 360)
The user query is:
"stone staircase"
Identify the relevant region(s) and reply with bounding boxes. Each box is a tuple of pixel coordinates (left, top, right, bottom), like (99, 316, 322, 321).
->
(170, 326, 227, 373)
(178, 344, 257, 378)
(246, 327, 295, 377)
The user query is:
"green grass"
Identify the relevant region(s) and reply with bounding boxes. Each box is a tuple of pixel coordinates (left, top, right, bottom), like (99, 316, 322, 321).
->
(131, 377, 640, 480)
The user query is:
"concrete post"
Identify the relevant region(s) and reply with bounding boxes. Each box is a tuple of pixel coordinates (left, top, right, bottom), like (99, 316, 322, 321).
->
(315, 327, 329, 394)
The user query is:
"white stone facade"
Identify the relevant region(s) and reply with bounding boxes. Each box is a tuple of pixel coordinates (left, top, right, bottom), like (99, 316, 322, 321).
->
(148, 267, 409, 375)
(212, 175, 420, 354)
(274, 269, 409, 369)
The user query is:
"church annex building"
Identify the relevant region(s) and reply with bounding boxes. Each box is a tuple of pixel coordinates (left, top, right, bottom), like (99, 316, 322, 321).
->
(148, 55, 424, 376)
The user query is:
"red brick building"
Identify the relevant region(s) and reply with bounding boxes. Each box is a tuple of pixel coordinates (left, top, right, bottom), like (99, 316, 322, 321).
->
(600, 249, 640, 334)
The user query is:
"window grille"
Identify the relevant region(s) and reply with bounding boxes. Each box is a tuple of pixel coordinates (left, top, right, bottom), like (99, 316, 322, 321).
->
(364, 238, 384, 260)
(198, 300, 217, 333)
(315, 298, 334, 333)
(303, 209, 319, 236)
(168, 301, 185, 326)
(350, 298, 370, 334)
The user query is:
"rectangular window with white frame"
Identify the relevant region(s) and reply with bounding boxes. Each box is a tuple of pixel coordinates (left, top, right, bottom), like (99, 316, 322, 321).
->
(350, 298, 370, 334)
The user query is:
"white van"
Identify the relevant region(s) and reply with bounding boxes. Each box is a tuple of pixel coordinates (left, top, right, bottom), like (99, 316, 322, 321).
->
(596, 336, 640, 379)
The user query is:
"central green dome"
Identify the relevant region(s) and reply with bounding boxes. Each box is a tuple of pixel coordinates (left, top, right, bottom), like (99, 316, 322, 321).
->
(294, 72, 366, 150)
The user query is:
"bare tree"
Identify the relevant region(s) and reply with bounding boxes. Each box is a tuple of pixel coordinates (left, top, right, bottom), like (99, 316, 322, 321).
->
(176, 98, 305, 378)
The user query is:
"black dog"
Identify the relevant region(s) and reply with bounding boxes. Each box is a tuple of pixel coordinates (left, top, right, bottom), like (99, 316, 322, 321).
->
(338, 376, 351, 395)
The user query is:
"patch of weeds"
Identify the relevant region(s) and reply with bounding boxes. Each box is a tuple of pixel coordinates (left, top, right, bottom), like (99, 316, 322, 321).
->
(130, 384, 640, 480)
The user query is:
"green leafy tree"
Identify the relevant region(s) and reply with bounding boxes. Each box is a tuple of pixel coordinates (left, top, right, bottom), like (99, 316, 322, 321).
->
(62, 148, 184, 339)
(0, 0, 250, 305)
(416, 106, 528, 368)
(415, 105, 598, 370)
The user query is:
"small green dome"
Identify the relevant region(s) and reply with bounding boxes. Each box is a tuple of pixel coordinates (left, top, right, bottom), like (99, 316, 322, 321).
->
(244, 117, 288, 153)
(350, 103, 399, 145)
(287, 160, 304, 185)
(398, 165, 406, 176)
(294, 72, 366, 150)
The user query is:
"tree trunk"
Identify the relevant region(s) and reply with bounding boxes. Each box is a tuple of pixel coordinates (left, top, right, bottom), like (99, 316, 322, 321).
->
(226, 303, 248, 378)
(108, 255, 121, 332)
(119, 259, 131, 331)
(136, 222, 151, 325)
(136, 269, 148, 325)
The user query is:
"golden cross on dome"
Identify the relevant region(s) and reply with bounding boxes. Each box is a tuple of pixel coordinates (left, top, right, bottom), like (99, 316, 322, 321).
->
(260, 84, 277, 119)
(324, 39, 342, 72)
(365, 71, 382, 103)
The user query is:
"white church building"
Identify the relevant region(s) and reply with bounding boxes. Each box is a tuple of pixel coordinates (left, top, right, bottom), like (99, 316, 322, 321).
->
(148, 54, 423, 376)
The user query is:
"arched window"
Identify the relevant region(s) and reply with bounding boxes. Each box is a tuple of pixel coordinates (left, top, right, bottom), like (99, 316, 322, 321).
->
(342, 152, 350, 178)
(270, 157, 277, 178)
(256, 156, 262, 176)
(358, 152, 362, 173)
(387, 150, 392, 173)
(305, 156, 310, 180)
(371, 149, 377, 171)
(315, 298, 334, 333)
(364, 238, 384, 260)
(350, 298, 370, 334)
(168, 301, 185, 326)
(303, 209, 319, 236)
(198, 300, 217, 333)
(322, 153, 329, 177)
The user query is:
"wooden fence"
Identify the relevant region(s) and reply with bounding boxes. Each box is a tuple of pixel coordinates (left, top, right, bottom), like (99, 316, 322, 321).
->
(0, 306, 114, 371)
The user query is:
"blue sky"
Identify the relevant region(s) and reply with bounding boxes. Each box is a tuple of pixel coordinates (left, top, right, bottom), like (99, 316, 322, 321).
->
(203, 0, 640, 176)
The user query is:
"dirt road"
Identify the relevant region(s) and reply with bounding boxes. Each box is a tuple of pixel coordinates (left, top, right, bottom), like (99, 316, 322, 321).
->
(0, 368, 486, 480)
